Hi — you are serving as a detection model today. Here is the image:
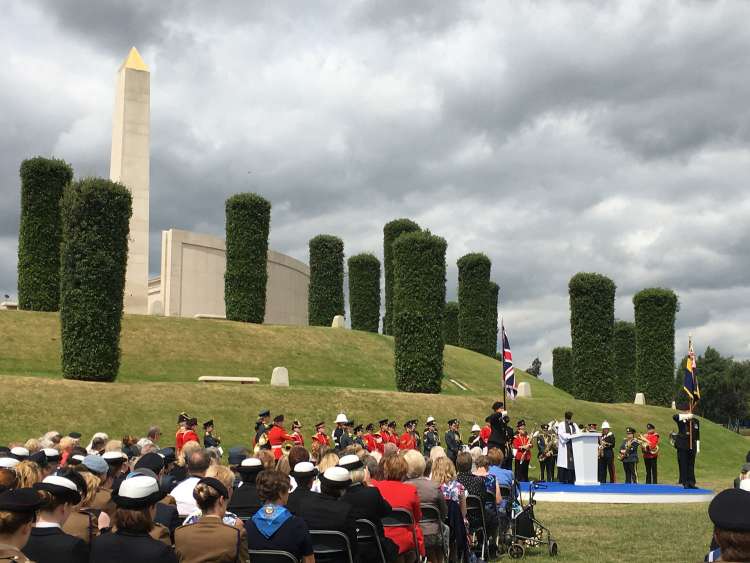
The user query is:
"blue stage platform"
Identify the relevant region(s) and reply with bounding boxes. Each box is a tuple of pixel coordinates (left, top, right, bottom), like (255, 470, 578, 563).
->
(518, 482, 714, 504)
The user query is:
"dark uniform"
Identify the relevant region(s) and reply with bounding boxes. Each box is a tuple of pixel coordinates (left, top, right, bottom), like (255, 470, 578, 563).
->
(597, 431, 616, 483)
(536, 429, 556, 482)
(423, 426, 440, 456)
(444, 421, 462, 464)
(228, 481, 262, 519)
(673, 413, 700, 489)
(488, 410, 514, 469)
(90, 530, 177, 563)
(0, 489, 44, 563)
(203, 419, 221, 449)
(619, 432, 640, 484)
(174, 515, 249, 563)
(24, 526, 89, 563)
(287, 488, 358, 561)
(340, 483, 398, 563)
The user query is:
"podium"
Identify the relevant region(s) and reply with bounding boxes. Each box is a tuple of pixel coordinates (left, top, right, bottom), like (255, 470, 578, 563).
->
(571, 433, 599, 486)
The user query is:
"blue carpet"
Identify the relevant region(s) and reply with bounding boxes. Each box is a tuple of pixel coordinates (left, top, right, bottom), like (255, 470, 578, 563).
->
(519, 482, 712, 495)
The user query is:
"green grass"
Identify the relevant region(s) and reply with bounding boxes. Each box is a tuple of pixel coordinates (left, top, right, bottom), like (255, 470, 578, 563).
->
(0, 310, 740, 561)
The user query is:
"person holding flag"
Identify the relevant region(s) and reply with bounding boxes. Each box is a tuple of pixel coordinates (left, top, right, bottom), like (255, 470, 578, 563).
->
(673, 337, 701, 489)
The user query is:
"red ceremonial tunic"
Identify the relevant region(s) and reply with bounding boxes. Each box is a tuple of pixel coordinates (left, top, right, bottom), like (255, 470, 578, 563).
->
(268, 425, 295, 460)
(291, 431, 305, 447)
(643, 432, 660, 459)
(377, 431, 390, 453)
(313, 431, 331, 448)
(399, 432, 416, 450)
(389, 431, 399, 446)
(364, 433, 379, 452)
(480, 425, 491, 445)
(512, 434, 532, 463)
(175, 429, 186, 454)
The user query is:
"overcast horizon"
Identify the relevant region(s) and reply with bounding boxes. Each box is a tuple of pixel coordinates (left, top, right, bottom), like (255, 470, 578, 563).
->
(2, 1, 750, 382)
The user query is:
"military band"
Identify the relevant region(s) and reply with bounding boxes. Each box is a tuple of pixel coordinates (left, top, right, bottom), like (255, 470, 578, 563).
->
(423, 417, 439, 456)
(597, 421, 616, 483)
(619, 427, 640, 484)
(444, 419, 462, 463)
(642, 423, 660, 484)
(512, 420, 532, 482)
(536, 422, 557, 482)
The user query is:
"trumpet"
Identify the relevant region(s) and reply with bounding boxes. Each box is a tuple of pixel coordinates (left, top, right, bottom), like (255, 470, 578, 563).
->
(638, 434, 659, 455)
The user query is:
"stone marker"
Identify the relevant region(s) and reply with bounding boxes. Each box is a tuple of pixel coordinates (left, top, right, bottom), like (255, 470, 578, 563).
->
(0, 301, 18, 310)
(634, 392, 646, 405)
(331, 315, 345, 328)
(671, 401, 677, 410)
(271, 367, 289, 387)
(517, 381, 532, 398)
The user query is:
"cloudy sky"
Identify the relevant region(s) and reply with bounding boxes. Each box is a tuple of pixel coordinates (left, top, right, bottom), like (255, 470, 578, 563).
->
(2, 1, 750, 381)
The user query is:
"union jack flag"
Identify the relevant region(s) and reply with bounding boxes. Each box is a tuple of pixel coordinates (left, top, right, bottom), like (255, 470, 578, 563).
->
(502, 322, 517, 400)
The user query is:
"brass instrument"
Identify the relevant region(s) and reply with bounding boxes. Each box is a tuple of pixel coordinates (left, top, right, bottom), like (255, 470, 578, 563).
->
(638, 434, 659, 456)
(618, 437, 642, 461)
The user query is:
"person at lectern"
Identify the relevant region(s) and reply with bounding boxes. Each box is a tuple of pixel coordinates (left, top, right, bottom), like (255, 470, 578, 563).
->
(556, 411, 578, 484)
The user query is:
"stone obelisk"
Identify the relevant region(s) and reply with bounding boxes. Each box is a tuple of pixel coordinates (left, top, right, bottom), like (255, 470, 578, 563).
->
(110, 47, 150, 314)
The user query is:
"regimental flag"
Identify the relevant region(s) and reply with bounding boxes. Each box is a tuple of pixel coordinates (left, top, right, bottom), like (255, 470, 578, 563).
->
(502, 323, 517, 400)
(683, 337, 701, 403)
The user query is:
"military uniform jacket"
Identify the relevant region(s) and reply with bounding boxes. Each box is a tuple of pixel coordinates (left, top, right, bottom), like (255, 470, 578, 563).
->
(203, 433, 220, 449)
(287, 490, 358, 561)
(600, 432, 616, 461)
(444, 430, 462, 460)
(174, 515, 249, 563)
(423, 430, 439, 455)
(339, 432, 354, 450)
(487, 412, 511, 449)
(673, 414, 700, 451)
(23, 527, 88, 563)
(62, 508, 100, 544)
(91, 488, 115, 518)
(333, 427, 344, 448)
(90, 529, 177, 563)
(0, 543, 32, 563)
(228, 483, 262, 519)
(619, 439, 639, 463)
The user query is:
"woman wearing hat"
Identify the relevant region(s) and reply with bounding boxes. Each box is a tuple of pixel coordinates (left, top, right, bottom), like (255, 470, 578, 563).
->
(174, 475, 249, 563)
(90, 473, 177, 562)
(23, 470, 89, 563)
(0, 488, 44, 562)
(244, 469, 314, 563)
(228, 458, 263, 519)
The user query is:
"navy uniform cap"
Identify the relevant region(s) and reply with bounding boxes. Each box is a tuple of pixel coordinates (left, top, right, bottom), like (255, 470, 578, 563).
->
(258, 409, 270, 418)
(0, 487, 44, 512)
(710, 488, 750, 531)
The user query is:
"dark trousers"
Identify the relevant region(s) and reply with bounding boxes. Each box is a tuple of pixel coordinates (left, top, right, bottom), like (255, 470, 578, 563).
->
(644, 457, 658, 484)
(502, 449, 513, 471)
(677, 449, 696, 487)
(514, 459, 529, 482)
(558, 466, 575, 484)
(597, 456, 616, 483)
(539, 458, 555, 482)
(623, 461, 637, 484)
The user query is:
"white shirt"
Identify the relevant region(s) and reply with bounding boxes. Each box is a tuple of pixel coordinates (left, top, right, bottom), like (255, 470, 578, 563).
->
(556, 421, 579, 469)
(35, 522, 62, 529)
(171, 476, 200, 516)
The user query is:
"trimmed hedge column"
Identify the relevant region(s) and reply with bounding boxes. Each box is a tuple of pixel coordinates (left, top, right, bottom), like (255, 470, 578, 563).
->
(634, 288, 678, 406)
(308, 235, 345, 326)
(457, 253, 491, 354)
(392, 230, 447, 393)
(17, 157, 74, 311)
(348, 253, 381, 332)
(60, 178, 132, 382)
(383, 218, 420, 335)
(552, 346, 574, 393)
(613, 320, 637, 402)
(443, 301, 459, 346)
(486, 281, 500, 356)
(224, 193, 271, 323)
(569, 272, 616, 402)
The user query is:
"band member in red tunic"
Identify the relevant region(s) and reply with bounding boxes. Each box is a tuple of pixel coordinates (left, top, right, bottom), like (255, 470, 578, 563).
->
(399, 420, 418, 450)
(313, 422, 331, 448)
(267, 415, 296, 460)
(387, 421, 400, 445)
(480, 417, 492, 449)
(376, 419, 390, 454)
(178, 417, 199, 456)
(364, 423, 380, 452)
(512, 419, 532, 482)
(290, 420, 305, 447)
(642, 423, 660, 484)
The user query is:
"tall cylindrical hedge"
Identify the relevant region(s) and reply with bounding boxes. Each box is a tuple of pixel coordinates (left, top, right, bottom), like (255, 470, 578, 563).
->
(60, 178, 132, 382)
(17, 157, 74, 311)
(348, 253, 381, 333)
(552, 346, 573, 393)
(457, 253, 491, 354)
(443, 301, 459, 346)
(569, 272, 616, 402)
(634, 288, 678, 406)
(613, 320, 637, 402)
(308, 235, 345, 326)
(224, 193, 271, 323)
(383, 218, 420, 335)
(486, 281, 500, 356)
(392, 230, 446, 393)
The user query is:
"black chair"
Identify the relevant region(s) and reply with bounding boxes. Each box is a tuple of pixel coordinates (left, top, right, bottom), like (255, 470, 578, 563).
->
(466, 495, 489, 559)
(420, 503, 447, 559)
(382, 508, 420, 561)
(310, 529, 354, 563)
(355, 518, 387, 563)
(249, 549, 299, 563)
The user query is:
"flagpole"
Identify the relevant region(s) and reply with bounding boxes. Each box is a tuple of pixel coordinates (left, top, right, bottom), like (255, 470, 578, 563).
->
(502, 317, 508, 415)
(688, 334, 694, 450)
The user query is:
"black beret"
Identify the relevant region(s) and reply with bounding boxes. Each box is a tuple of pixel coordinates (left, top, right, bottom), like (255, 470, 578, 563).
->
(0, 488, 44, 512)
(710, 489, 750, 531)
(29, 451, 48, 468)
(157, 448, 176, 465)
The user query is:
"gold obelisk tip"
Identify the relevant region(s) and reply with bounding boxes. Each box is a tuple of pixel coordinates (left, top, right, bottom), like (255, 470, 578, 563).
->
(121, 47, 149, 72)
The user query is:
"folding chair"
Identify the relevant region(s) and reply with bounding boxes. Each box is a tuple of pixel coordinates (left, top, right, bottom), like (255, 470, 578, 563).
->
(420, 503, 447, 559)
(310, 529, 354, 563)
(248, 550, 299, 563)
(355, 518, 387, 563)
(466, 495, 489, 559)
(382, 507, 420, 561)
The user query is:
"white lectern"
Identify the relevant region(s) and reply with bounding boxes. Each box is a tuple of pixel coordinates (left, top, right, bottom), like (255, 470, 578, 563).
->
(571, 433, 599, 486)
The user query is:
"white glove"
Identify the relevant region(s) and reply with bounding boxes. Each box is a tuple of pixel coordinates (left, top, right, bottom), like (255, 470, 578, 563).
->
(696, 440, 700, 454)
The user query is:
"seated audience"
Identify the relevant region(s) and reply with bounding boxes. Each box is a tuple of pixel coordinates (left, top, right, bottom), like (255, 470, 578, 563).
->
(0, 488, 44, 560)
(171, 449, 211, 517)
(403, 449, 447, 563)
(287, 462, 318, 514)
(228, 457, 263, 518)
(707, 487, 750, 563)
(63, 470, 108, 543)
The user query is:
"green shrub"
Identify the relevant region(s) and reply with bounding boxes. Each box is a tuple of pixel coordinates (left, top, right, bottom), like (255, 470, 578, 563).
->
(613, 320, 637, 402)
(486, 281, 500, 356)
(382, 218, 420, 335)
(348, 253, 381, 333)
(443, 301, 459, 346)
(224, 193, 271, 323)
(308, 235, 345, 326)
(17, 157, 74, 311)
(552, 346, 574, 393)
(634, 288, 679, 406)
(457, 253, 491, 354)
(392, 230, 446, 393)
(60, 178, 132, 382)
(569, 272, 616, 402)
